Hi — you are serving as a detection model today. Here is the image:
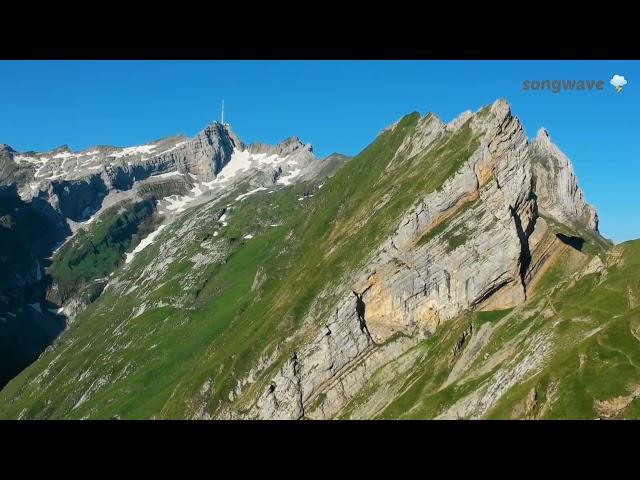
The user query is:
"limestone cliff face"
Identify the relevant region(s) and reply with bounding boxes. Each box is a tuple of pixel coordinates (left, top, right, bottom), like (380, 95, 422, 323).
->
(530, 128, 599, 231)
(2, 123, 243, 221)
(247, 136, 316, 183)
(251, 294, 373, 420)
(36, 175, 109, 222)
(0, 99, 610, 419)
(248, 136, 312, 158)
(3, 123, 319, 227)
(229, 99, 603, 420)
(172, 123, 244, 181)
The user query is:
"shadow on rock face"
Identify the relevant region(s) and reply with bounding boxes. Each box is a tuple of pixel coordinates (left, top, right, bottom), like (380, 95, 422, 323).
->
(0, 188, 70, 390)
(556, 233, 584, 252)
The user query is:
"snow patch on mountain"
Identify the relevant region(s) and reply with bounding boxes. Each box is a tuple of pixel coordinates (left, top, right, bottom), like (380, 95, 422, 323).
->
(125, 225, 167, 264)
(235, 187, 267, 202)
(109, 144, 157, 159)
(277, 167, 301, 186)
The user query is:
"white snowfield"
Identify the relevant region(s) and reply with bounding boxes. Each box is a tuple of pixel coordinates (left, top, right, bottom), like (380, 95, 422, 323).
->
(208, 148, 301, 187)
(235, 187, 267, 202)
(190, 184, 203, 196)
(52, 151, 76, 160)
(156, 147, 305, 218)
(14, 138, 185, 185)
(218, 148, 253, 179)
(108, 144, 157, 159)
(165, 195, 193, 214)
(161, 179, 209, 214)
(156, 170, 184, 179)
(125, 224, 167, 264)
(158, 141, 187, 155)
(277, 167, 301, 186)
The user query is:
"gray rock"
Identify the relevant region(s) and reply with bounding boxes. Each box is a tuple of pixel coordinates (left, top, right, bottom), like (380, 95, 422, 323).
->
(530, 128, 599, 231)
(235, 99, 605, 420)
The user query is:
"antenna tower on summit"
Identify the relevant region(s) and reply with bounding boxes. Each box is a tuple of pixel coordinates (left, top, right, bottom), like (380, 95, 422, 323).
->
(221, 99, 225, 125)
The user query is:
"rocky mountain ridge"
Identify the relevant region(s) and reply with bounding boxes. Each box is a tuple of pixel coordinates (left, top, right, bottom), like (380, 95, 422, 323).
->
(233, 99, 608, 419)
(2, 122, 314, 221)
(0, 120, 327, 389)
(2, 99, 637, 421)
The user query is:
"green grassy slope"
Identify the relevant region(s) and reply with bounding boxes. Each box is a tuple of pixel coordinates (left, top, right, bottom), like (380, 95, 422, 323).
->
(47, 198, 160, 304)
(0, 112, 485, 419)
(337, 240, 640, 419)
(3, 107, 636, 420)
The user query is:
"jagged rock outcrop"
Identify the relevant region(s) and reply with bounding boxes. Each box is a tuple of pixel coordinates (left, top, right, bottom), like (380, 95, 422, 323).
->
(530, 128, 599, 231)
(249, 136, 313, 159)
(250, 294, 373, 419)
(0, 99, 612, 420)
(237, 99, 604, 419)
(0, 144, 16, 183)
(37, 174, 109, 221)
(246, 136, 316, 183)
(3, 123, 317, 227)
(137, 177, 192, 199)
(172, 123, 244, 181)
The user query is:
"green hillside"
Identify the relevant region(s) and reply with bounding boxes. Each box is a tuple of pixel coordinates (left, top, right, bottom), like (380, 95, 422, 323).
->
(1, 104, 638, 420)
(0, 112, 485, 419)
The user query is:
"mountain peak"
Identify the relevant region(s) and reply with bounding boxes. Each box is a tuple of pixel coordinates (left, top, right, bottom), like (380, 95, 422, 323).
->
(201, 121, 232, 137)
(196, 121, 245, 152)
(531, 126, 599, 232)
(533, 127, 560, 154)
(1, 97, 627, 421)
(52, 145, 71, 154)
(279, 136, 313, 154)
(536, 127, 551, 142)
(446, 110, 473, 131)
(491, 98, 511, 112)
(248, 135, 314, 158)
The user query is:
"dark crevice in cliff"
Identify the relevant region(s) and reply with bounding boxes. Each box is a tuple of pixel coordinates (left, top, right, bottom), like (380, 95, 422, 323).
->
(353, 292, 373, 343)
(510, 206, 533, 300)
(471, 278, 511, 309)
(292, 352, 305, 420)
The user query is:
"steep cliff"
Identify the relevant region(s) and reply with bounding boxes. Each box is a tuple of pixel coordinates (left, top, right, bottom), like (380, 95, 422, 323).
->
(2, 100, 635, 420)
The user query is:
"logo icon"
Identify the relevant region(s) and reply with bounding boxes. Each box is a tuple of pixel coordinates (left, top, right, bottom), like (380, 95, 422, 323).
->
(610, 74, 628, 93)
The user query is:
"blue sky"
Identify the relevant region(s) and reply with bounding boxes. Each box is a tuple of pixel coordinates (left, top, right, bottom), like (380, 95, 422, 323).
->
(0, 60, 637, 242)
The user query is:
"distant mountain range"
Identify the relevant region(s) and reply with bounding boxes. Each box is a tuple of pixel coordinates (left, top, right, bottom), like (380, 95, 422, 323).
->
(0, 121, 344, 389)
